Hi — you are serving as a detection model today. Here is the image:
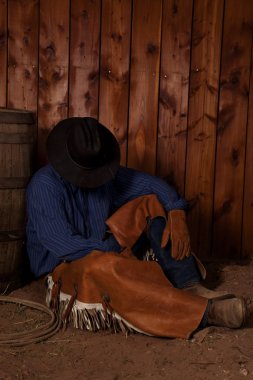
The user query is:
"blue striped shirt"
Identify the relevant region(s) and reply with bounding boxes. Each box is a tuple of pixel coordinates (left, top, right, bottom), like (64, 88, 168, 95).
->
(26, 164, 187, 277)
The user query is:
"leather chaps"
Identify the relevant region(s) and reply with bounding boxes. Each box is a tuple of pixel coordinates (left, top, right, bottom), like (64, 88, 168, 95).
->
(48, 195, 208, 339)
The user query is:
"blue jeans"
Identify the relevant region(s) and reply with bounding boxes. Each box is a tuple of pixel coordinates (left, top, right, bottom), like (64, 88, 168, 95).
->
(146, 217, 201, 288)
(132, 216, 209, 328)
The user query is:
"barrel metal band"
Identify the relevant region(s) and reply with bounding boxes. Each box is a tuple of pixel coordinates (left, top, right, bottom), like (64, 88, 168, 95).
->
(0, 132, 34, 144)
(0, 230, 25, 242)
(0, 110, 35, 124)
(0, 177, 30, 189)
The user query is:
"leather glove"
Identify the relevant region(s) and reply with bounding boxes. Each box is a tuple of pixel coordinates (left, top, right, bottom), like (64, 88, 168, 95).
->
(161, 210, 191, 260)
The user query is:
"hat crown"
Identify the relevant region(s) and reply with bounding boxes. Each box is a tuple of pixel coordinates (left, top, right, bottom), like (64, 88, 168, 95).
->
(67, 118, 106, 169)
(46, 117, 120, 188)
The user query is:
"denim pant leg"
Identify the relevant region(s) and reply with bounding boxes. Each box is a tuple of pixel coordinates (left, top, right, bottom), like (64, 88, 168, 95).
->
(147, 216, 201, 289)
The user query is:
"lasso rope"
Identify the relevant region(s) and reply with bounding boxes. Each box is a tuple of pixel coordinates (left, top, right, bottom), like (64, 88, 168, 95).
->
(0, 296, 61, 347)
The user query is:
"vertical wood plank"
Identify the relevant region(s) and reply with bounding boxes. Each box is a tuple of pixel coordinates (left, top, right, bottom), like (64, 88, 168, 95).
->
(38, 0, 69, 165)
(185, 0, 224, 257)
(157, 0, 193, 193)
(213, 0, 252, 259)
(69, 0, 101, 118)
(8, 0, 39, 110)
(242, 42, 253, 259)
(127, 0, 162, 174)
(0, 0, 7, 107)
(99, 0, 132, 166)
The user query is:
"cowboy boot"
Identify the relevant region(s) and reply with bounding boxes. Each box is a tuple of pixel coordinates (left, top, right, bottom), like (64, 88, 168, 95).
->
(183, 283, 235, 301)
(207, 297, 250, 328)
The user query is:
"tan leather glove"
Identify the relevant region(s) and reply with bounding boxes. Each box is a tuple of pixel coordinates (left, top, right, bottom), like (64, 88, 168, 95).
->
(161, 210, 191, 260)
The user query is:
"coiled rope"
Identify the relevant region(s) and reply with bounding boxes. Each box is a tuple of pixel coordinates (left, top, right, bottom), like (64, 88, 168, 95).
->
(0, 296, 62, 347)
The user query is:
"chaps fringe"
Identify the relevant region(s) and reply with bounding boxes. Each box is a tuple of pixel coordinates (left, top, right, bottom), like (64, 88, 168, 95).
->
(46, 276, 145, 336)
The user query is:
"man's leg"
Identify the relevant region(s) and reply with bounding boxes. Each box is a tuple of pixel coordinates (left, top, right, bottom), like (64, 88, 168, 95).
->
(146, 216, 236, 301)
(146, 216, 251, 329)
(147, 216, 201, 288)
(106, 196, 251, 329)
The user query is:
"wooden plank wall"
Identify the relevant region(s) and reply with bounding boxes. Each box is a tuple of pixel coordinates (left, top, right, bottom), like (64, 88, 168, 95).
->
(185, 0, 224, 259)
(0, 0, 252, 260)
(0, 0, 7, 107)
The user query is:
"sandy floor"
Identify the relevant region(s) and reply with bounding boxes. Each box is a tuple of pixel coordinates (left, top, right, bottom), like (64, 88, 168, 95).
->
(1, 261, 253, 380)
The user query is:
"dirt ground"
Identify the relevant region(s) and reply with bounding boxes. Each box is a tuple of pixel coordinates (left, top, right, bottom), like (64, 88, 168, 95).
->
(1, 261, 253, 380)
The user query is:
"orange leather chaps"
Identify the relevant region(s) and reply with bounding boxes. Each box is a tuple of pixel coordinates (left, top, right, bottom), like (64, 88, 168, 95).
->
(50, 195, 208, 339)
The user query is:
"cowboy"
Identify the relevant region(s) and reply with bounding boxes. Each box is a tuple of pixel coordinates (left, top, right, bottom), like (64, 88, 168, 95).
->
(26, 117, 251, 338)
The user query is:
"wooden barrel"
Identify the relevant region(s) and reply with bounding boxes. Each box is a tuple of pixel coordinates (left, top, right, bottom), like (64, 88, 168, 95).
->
(0, 108, 35, 293)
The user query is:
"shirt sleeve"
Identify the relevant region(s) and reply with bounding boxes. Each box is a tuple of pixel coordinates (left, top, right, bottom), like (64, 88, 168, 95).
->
(27, 182, 121, 261)
(113, 167, 188, 211)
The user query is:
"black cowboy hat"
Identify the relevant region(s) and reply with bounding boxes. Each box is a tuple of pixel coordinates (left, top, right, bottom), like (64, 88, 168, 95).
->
(47, 117, 120, 188)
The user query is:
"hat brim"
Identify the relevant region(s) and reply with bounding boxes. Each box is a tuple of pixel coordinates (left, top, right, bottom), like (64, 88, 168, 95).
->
(47, 118, 120, 188)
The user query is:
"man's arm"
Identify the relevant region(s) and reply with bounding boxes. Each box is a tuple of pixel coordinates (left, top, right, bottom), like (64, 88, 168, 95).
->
(27, 184, 120, 262)
(113, 166, 188, 211)
(112, 167, 190, 260)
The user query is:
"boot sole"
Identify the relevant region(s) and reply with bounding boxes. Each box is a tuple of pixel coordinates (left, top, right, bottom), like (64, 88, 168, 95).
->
(210, 293, 236, 301)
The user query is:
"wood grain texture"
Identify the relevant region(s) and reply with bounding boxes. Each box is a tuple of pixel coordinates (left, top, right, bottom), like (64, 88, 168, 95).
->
(99, 0, 132, 165)
(0, 0, 252, 260)
(0, 113, 35, 231)
(127, 0, 162, 174)
(242, 38, 253, 259)
(213, 0, 253, 259)
(0, 110, 35, 288)
(7, 0, 39, 110)
(38, 0, 69, 165)
(69, 0, 101, 118)
(157, 0, 193, 193)
(0, 0, 7, 107)
(185, 0, 224, 257)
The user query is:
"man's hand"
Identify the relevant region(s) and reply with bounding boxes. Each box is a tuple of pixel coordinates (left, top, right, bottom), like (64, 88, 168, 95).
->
(161, 210, 191, 260)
